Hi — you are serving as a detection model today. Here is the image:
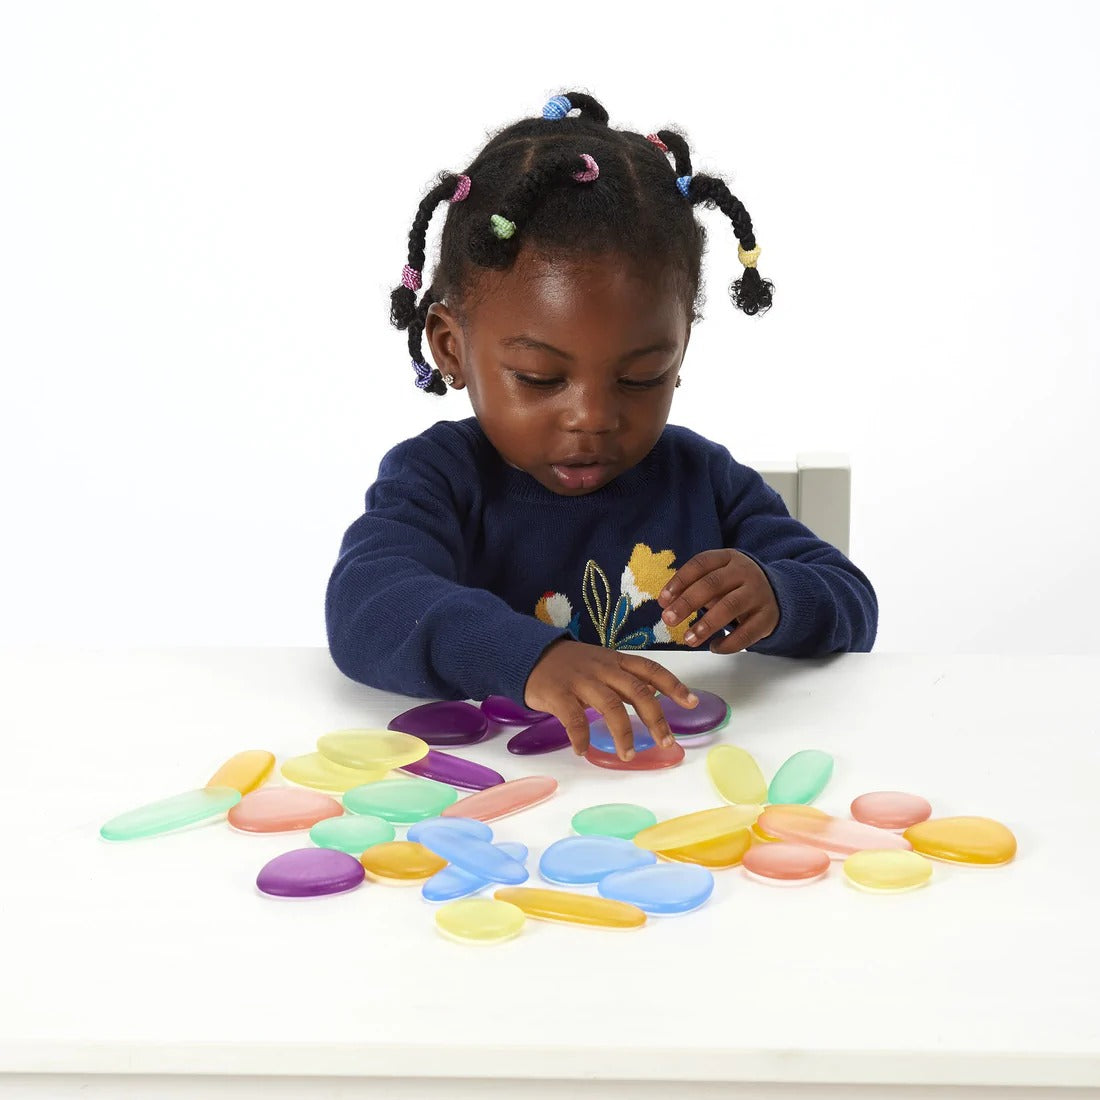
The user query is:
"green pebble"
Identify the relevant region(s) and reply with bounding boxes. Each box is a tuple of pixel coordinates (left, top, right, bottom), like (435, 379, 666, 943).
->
(572, 803, 658, 840)
(100, 787, 241, 841)
(343, 776, 458, 824)
(310, 813, 395, 854)
(767, 749, 834, 805)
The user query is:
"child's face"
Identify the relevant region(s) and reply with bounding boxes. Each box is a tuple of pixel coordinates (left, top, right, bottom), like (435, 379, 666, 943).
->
(425, 248, 691, 496)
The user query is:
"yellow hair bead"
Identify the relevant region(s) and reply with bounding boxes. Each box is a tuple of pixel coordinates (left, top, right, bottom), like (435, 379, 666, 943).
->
(738, 243, 762, 269)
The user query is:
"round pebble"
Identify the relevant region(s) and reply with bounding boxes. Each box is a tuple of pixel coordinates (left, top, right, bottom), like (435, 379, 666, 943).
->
(360, 841, 447, 884)
(480, 696, 548, 725)
(316, 729, 429, 771)
(657, 689, 730, 735)
(228, 787, 343, 833)
(539, 836, 656, 885)
(598, 863, 715, 915)
(850, 791, 932, 830)
(343, 776, 458, 824)
(309, 813, 395, 855)
(281, 752, 387, 793)
(588, 714, 657, 755)
(903, 816, 1017, 866)
(436, 898, 526, 944)
(585, 741, 685, 771)
(387, 701, 489, 747)
(572, 803, 658, 840)
(843, 849, 934, 892)
(742, 842, 831, 884)
(256, 847, 365, 898)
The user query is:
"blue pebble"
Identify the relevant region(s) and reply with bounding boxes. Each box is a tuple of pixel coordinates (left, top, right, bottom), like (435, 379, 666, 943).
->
(539, 835, 657, 885)
(597, 863, 715, 915)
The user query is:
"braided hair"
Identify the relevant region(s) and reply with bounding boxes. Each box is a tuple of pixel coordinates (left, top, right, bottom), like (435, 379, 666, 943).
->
(390, 91, 774, 395)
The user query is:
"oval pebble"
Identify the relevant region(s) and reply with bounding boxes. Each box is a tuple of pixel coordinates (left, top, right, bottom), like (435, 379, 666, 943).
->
(757, 805, 912, 857)
(407, 816, 494, 844)
(100, 787, 241, 842)
(539, 836, 656, 885)
(480, 697, 548, 725)
(588, 714, 657, 755)
(658, 828, 753, 870)
(442, 776, 557, 822)
(768, 749, 834, 805)
(423, 843, 529, 903)
(399, 749, 503, 791)
(317, 729, 429, 772)
(387, 701, 489, 747)
(585, 741, 685, 771)
(634, 805, 761, 852)
(436, 898, 526, 944)
(572, 803, 657, 840)
(903, 816, 1017, 866)
(206, 750, 275, 795)
(507, 709, 601, 756)
(494, 887, 646, 929)
(742, 842, 831, 884)
(753, 804, 827, 840)
(344, 776, 458, 824)
(417, 829, 529, 885)
(228, 787, 343, 833)
(281, 752, 387, 793)
(309, 813, 395, 854)
(850, 791, 932, 830)
(598, 864, 714, 915)
(844, 849, 934, 892)
(360, 841, 447, 883)
(658, 689, 730, 736)
(706, 745, 768, 805)
(256, 847, 365, 898)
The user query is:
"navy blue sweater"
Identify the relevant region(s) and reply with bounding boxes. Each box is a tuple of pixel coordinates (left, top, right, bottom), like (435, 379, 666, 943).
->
(325, 417, 878, 703)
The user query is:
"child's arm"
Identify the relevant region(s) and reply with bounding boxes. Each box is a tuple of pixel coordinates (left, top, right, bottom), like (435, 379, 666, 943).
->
(660, 446, 878, 657)
(325, 433, 570, 703)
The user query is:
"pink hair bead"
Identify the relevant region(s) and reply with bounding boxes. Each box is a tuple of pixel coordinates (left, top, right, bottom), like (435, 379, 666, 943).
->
(572, 153, 599, 183)
(646, 133, 669, 153)
(451, 174, 472, 203)
(401, 265, 422, 291)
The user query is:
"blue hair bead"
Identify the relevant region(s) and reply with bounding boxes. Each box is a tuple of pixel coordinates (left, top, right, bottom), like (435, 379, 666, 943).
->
(542, 95, 572, 120)
(411, 358, 433, 389)
(676, 175, 692, 197)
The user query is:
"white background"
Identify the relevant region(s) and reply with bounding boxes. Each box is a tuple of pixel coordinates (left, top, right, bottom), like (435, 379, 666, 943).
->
(2, 0, 1097, 653)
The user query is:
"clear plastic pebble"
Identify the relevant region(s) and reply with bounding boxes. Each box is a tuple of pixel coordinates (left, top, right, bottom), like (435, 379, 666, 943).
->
(423, 843, 529, 903)
(843, 849, 934, 892)
(256, 847, 365, 898)
(435, 898, 526, 944)
(634, 805, 761, 852)
(343, 776, 458, 824)
(767, 749, 834, 804)
(706, 745, 768, 805)
(849, 790, 932, 830)
(539, 836, 656, 885)
(494, 887, 647, 929)
(598, 863, 715, 915)
(316, 729, 429, 772)
(360, 840, 447, 883)
(571, 803, 657, 840)
(309, 813, 395, 855)
(228, 787, 343, 833)
(206, 750, 275, 795)
(100, 787, 241, 842)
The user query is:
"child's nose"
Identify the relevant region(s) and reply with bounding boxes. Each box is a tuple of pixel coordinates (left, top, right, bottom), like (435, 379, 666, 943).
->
(562, 387, 621, 434)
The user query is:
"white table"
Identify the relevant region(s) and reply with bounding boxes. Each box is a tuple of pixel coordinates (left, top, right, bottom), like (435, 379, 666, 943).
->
(1, 646, 1097, 1099)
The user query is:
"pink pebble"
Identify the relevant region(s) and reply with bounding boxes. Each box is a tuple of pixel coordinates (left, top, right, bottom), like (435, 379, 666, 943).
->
(850, 791, 932, 831)
(742, 842, 831, 884)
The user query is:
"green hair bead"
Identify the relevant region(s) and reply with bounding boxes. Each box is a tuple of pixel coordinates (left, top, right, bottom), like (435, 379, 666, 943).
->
(489, 214, 516, 240)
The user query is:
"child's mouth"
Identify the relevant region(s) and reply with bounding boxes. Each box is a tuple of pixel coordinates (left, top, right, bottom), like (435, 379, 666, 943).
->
(550, 461, 611, 491)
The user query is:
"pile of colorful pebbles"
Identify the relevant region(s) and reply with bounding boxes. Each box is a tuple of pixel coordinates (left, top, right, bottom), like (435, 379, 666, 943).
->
(99, 691, 1018, 943)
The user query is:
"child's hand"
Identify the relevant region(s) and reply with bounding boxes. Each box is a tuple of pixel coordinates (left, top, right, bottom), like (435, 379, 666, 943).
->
(657, 549, 780, 654)
(524, 640, 698, 762)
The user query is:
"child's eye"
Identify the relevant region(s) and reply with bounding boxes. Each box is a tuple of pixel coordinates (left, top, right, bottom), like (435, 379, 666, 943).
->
(513, 371, 672, 390)
(514, 374, 561, 388)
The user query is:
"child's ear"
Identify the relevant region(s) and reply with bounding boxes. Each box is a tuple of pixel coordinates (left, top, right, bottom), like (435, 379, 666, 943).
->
(424, 303, 466, 389)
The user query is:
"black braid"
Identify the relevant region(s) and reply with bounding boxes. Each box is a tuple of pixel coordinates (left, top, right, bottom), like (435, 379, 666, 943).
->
(388, 90, 775, 394)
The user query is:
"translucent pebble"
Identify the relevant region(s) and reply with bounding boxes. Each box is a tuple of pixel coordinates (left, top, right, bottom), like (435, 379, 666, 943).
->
(480, 696, 548, 725)
(228, 787, 343, 833)
(598, 864, 714, 915)
(435, 898, 526, 944)
(539, 836, 656, 885)
(850, 791, 932, 830)
(281, 752, 387, 793)
(658, 828, 753, 869)
(757, 804, 912, 857)
(706, 745, 768, 805)
(767, 749, 834, 804)
(588, 714, 657, 755)
(442, 776, 557, 822)
(309, 813, 395, 855)
(316, 729, 429, 772)
(360, 841, 447, 883)
(387, 701, 489, 747)
(844, 849, 934, 892)
(343, 776, 458, 824)
(507, 708, 601, 756)
(417, 829, 529, 885)
(742, 841, 831, 884)
(657, 689, 730, 735)
(571, 803, 657, 840)
(494, 887, 647, 929)
(634, 805, 761, 852)
(206, 750, 275, 795)
(903, 816, 1017, 866)
(256, 847, 365, 898)
(399, 749, 504, 791)
(100, 787, 241, 842)
(754, 804, 827, 840)
(585, 741, 685, 771)
(423, 843, 528, 903)
(407, 816, 493, 844)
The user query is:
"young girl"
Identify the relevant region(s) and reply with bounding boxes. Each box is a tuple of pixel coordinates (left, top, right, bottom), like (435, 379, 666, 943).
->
(325, 91, 878, 762)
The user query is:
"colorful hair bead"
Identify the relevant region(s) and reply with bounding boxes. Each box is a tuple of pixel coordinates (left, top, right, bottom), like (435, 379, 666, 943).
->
(451, 174, 471, 203)
(676, 175, 692, 197)
(738, 244, 762, 269)
(401, 265, 422, 291)
(571, 154, 599, 183)
(411, 358, 433, 389)
(646, 134, 669, 153)
(490, 214, 516, 240)
(542, 95, 572, 120)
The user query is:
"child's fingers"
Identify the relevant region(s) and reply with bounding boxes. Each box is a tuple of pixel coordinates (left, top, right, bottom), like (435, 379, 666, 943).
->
(584, 695, 635, 761)
(561, 703, 594, 755)
(621, 655, 699, 710)
(630, 691, 677, 750)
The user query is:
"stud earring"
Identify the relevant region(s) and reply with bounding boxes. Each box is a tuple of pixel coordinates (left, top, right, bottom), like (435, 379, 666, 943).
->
(443, 373, 455, 386)
(675, 376, 682, 388)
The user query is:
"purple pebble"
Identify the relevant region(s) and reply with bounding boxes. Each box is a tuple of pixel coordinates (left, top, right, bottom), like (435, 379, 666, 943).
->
(480, 696, 549, 725)
(388, 701, 490, 746)
(400, 749, 504, 791)
(256, 848, 365, 898)
(507, 707, 601, 756)
(658, 690, 730, 736)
